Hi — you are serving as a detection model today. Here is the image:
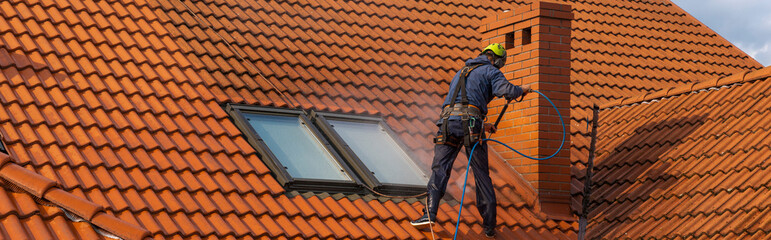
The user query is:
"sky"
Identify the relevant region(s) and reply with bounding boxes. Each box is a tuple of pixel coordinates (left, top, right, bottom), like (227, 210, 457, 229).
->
(670, 0, 771, 67)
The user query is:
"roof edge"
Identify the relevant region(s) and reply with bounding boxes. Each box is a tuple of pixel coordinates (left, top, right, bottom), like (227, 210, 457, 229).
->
(0, 153, 149, 240)
(599, 66, 771, 110)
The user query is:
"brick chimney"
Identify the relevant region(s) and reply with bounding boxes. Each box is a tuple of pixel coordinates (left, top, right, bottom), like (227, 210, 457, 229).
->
(479, 1, 573, 218)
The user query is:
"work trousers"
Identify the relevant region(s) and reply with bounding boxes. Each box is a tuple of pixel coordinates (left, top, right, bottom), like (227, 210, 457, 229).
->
(425, 119, 496, 230)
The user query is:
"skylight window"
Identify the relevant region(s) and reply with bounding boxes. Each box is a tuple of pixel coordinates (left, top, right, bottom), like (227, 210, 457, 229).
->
(226, 105, 359, 193)
(243, 113, 350, 181)
(311, 112, 427, 195)
(327, 119, 425, 185)
(226, 104, 427, 195)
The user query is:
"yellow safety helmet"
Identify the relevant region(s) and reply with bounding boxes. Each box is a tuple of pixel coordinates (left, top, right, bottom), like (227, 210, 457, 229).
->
(482, 43, 506, 69)
(482, 43, 506, 57)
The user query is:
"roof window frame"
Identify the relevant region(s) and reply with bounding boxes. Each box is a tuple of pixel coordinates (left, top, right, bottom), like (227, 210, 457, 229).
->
(309, 111, 428, 196)
(225, 104, 363, 193)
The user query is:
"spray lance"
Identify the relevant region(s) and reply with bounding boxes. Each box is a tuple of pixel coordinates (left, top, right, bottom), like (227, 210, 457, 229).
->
(492, 92, 524, 134)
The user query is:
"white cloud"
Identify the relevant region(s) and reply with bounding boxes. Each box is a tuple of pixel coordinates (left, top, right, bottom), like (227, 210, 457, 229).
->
(744, 43, 771, 66)
(736, 42, 769, 56)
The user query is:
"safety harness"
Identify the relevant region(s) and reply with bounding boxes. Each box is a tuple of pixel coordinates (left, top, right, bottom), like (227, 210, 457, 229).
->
(434, 64, 484, 148)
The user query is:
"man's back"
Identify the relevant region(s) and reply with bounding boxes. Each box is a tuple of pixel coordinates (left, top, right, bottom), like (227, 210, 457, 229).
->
(442, 55, 523, 118)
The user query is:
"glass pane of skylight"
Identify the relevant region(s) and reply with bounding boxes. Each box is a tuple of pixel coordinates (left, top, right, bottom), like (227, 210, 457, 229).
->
(244, 113, 351, 181)
(327, 119, 427, 186)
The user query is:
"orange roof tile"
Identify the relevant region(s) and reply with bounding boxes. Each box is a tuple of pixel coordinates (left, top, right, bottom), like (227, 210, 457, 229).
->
(0, 0, 764, 239)
(587, 67, 771, 238)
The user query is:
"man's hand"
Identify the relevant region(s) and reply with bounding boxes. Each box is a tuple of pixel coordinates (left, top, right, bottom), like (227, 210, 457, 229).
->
(506, 85, 532, 101)
(521, 85, 532, 96)
(484, 123, 497, 134)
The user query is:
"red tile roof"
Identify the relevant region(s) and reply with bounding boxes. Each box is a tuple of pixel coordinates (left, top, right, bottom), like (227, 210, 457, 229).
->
(0, 0, 763, 239)
(587, 66, 771, 239)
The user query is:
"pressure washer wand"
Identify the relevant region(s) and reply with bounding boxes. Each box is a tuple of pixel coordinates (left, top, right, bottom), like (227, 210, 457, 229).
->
(493, 99, 513, 129)
(493, 89, 529, 131)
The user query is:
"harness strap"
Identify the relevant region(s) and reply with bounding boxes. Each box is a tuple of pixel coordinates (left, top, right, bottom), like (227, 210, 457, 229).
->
(434, 64, 483, 147)
(440, 104, 482, 119)
(446, 64, 482, 111)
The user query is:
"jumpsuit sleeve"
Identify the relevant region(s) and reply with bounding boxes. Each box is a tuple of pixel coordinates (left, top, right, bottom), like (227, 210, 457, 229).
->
(490, 69, 523, 100)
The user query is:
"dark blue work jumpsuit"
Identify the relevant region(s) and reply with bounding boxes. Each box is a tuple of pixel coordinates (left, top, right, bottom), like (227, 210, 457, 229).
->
(425, 55, 524, 230)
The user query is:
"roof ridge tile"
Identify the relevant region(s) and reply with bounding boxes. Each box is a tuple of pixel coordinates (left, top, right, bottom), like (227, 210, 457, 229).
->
(600, 66, 771, 109)
(0, 153, 149, 240)
(0, 163, 56, 198)
(92, 212, 151, 240)
(744, 66, 771, 82)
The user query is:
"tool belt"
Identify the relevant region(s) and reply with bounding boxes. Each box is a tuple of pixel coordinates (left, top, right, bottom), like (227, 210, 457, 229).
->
(434, 64, 484, 148)
(433, 122, 484, 147)
(439, 104, 482, 119)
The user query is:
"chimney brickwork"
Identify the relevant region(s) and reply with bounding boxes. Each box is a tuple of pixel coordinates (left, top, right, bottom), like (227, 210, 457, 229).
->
(479, 1, 573, 217)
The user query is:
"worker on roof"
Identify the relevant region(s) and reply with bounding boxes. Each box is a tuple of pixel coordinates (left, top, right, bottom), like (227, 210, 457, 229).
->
(410, 43, 530, 238)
